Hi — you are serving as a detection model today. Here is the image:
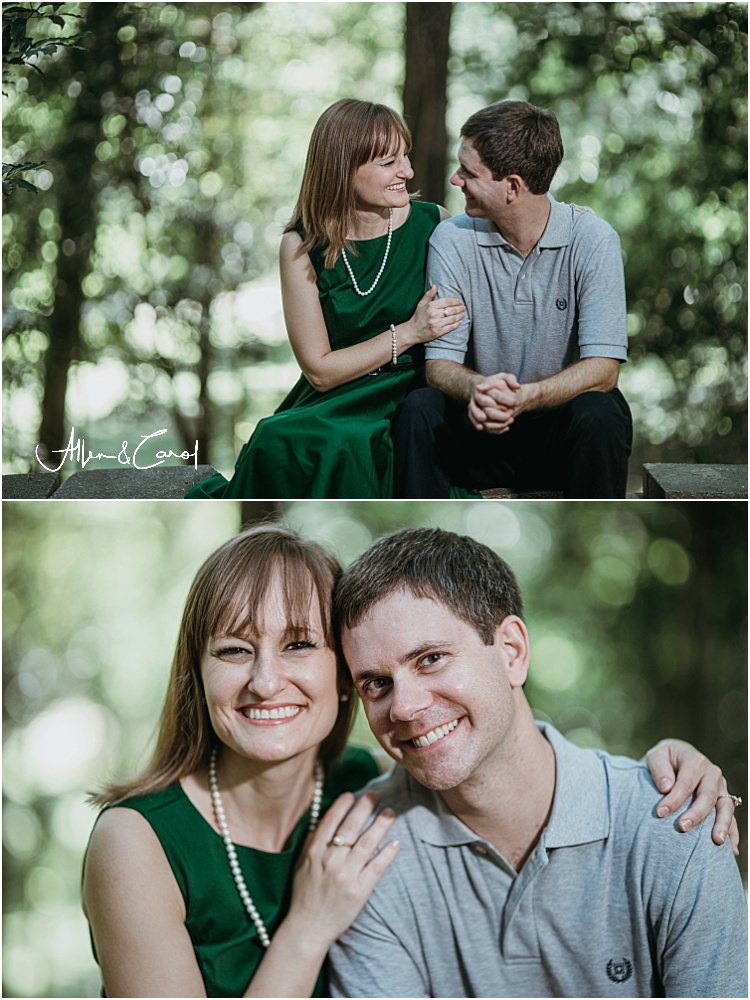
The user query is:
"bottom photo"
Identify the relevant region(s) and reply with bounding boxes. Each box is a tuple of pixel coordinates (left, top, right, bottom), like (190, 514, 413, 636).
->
(2, 500, 748, 999)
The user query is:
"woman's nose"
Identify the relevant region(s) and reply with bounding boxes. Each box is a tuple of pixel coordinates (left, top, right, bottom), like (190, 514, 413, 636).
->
(399, 156, 414, 180)
(246, 652, 284, 699)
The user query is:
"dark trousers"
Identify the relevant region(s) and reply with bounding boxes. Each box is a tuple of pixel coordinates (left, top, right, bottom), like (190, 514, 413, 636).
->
(393, 387, 633, 499)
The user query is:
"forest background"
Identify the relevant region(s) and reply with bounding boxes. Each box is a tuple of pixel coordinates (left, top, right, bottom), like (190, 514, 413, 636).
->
(2, 1, 747, 491)
(2, 498, 748, 997)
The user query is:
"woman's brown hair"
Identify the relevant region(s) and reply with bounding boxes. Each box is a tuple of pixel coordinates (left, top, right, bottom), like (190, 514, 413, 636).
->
(285, 98, 412, 269)
(92, 524, 355, 807)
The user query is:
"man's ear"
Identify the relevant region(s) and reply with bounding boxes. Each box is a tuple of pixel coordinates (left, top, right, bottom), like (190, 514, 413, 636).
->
(505, 174, 526, 202)
(495, 615, 530, 687)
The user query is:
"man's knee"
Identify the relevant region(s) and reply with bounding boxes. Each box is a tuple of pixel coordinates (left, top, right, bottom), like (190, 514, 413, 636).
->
(568, 390, 632, 445)
(395, 387, 448, 432)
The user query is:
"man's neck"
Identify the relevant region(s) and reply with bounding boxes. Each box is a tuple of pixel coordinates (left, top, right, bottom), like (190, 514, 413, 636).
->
(438, 706, 557, 871)
(491, 194, 552, 259)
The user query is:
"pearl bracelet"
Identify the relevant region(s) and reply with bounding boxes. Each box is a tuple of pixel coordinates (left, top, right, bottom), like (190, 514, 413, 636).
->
(390, 324, 398, 365)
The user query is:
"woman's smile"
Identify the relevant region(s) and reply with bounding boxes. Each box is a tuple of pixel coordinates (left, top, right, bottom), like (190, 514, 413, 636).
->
(240, 703, 304, 723)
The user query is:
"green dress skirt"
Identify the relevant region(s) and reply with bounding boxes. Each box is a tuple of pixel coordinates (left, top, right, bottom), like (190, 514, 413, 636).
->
(186, 201, 478, 499)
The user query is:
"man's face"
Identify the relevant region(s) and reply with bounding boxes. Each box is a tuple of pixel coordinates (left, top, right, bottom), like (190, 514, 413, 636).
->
(450, 137, 508, 219)
(341, 589, 528, 793)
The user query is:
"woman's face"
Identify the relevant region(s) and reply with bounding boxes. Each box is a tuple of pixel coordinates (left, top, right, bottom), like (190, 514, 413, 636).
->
(201, 572, 340, 767)
(352, 139, 413, 212)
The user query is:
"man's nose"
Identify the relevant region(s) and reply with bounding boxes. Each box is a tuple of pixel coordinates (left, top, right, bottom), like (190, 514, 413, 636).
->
(449, 170, 463, 188)
(389, 677, 432, 723)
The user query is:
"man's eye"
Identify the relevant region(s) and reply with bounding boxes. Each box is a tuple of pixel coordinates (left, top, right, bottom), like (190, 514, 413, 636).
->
(420, 653, 443, 668)
(362, 677, 391, 697)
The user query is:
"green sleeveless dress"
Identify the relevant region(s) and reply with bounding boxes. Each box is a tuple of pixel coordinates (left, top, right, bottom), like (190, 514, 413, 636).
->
(186, 201, 478, 499)
(91, 747, 379, 998)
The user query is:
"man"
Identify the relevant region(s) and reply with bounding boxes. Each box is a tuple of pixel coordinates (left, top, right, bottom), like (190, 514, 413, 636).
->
(393, 101, 633, 498)
(329, 527, 747, 998)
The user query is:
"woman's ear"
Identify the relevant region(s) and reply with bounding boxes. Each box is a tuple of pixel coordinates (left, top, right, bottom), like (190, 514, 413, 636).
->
(495, 615, 530, 687)
(337, 663, 354, 702)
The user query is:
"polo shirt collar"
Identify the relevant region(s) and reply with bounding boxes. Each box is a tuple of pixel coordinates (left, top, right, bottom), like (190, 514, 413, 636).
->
(539, 722, 611, 848)
(408, 722, 610, 849)
(474, 194, 571, 250)
(405, 778, 477, 847)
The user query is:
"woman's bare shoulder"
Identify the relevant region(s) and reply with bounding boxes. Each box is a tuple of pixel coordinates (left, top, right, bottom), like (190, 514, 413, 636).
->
(85, 806, 166, 871)
(83, 806, 184, 920)
(280, 228, 306, 260)
(280, 229, 317, 285)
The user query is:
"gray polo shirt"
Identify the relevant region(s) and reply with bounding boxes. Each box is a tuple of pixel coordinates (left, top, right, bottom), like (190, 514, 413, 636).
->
(329, 724, 747, 998)
(424, 197, 628, 382)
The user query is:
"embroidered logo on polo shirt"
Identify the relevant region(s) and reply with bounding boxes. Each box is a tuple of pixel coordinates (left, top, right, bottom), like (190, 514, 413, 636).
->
(606, 958, 633, 984)
(555, 298, 568, 310)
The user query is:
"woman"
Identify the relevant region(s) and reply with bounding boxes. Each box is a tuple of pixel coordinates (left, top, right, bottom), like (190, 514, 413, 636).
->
(83, 525, 738, 999)
(186, 99, 475, 499)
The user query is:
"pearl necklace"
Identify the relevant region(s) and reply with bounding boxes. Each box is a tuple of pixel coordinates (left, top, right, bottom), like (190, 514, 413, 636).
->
(208, 745, 324, 948)
(341, 207, 393, 296)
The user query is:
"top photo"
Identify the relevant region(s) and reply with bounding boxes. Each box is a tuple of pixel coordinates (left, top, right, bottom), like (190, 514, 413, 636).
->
(2, 2, 747, 500)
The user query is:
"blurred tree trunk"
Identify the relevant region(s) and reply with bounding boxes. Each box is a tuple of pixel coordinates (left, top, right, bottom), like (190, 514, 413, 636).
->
(403, 3, 453, 205)
(240, 501, 285, 527)
(37, 4, 127, 463)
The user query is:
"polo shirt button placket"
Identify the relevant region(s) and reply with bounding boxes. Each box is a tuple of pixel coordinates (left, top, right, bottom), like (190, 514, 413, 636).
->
(517, 267, 533, 304)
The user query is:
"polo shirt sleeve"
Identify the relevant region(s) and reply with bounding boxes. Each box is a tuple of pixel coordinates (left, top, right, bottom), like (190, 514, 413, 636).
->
(658, 821, 747, 997)
(576, 228, 628, 362)
(328, 897, 429, 998)
(423, 239, 473, 365)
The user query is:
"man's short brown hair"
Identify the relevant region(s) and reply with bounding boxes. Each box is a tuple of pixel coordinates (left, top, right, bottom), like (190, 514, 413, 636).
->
(461, 100, 563, 194)
(334, 527, 523, 646)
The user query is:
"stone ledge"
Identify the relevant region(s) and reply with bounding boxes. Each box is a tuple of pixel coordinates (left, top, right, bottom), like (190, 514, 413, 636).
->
(53, 465, 218, 499)
(1, 464, 745, 500)
(643, 463, 748, 500)
(2, 465, 218, 500)
(480, 489, 642, 499)
(481, 489, 563, 499)
(2, 471, 61, 499)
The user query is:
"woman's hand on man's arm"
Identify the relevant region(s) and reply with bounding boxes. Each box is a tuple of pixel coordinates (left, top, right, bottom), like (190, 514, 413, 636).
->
(280, 232, 464, 393)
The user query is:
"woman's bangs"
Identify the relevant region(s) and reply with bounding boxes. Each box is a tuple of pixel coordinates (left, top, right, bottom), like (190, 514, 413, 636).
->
(211, 556, 332, 645)
(363, 112, 411, 164)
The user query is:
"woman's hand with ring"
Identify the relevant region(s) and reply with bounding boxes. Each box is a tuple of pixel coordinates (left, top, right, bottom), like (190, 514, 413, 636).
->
(646, 739, 740, 854)
(406, 285, 466, 345)
(284, 790, 400, 951)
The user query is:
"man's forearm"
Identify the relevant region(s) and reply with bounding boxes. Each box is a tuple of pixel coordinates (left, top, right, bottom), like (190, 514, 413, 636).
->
(517, 357, 620, 414)
(426, 359, 481, 403)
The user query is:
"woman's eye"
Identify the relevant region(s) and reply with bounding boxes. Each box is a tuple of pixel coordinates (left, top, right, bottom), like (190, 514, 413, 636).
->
(212, 646, 249, 659)
(286, 640, 315, 651)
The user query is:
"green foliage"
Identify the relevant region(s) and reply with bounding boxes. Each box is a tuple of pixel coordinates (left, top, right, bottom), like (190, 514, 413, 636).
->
(1, 2, 747, 476)
(2, 3, 88, 199)
(2, 3, 88, 80)
(2, 158, 47, 196)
